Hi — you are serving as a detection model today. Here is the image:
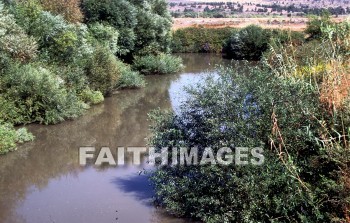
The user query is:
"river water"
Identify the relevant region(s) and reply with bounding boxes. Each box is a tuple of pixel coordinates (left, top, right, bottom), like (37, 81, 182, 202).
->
(0, 54, 230, 223)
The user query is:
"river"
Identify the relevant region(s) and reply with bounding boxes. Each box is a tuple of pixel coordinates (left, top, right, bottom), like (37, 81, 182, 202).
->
(0, 54, 230, 223)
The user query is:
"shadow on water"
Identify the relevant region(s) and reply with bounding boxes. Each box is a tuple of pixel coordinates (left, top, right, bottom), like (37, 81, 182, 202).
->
(111, 174, 154, 204)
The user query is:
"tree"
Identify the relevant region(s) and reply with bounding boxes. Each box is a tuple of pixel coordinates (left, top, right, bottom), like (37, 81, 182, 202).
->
(223, 25, 271, 60)
(40, 0, 83, 23)
(81, 0, 172, 58)
(0, 2, 38, 62)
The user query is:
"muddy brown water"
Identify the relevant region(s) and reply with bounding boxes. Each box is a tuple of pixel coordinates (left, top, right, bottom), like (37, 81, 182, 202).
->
(0, 54, 232, 223)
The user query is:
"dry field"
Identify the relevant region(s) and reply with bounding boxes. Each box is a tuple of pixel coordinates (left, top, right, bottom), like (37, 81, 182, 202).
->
(172, 16, 348, 31)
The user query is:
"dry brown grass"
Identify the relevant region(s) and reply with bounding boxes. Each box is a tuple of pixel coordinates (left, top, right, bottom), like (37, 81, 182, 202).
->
(172, 17, 347, 31)
(320, 60, 350, 112)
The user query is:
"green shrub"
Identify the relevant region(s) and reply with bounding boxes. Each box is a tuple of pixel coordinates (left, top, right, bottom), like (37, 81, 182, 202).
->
(81, 0, 137, 56)
(80, 89, 104, 105)
(150, 65, 347, 222)
(270, 29, 305, 46)
(171, 27, 234, 53)
(0, 2, 38, 62)
(133, 54, 184, 75)
(33, 11, 81, 62)
(15, 127, 35, 143)
(0, 63, 85, 124)
(52, 65, 87, 93)
(223, 25, 271, 60)
(116, 61, 145, 89)
(81, 0, 172, 57)
(0, 123, 17, 155)
(0, 123, 34, 155)
(132, 2, 172, 55)
(306, 13, 333, 40)
(0, 95, 26, 124)
(85, 47, 121, 95)
(88, 22, 119, 54)
(19, 9, 94, 65)
(12, 0, 43, 32)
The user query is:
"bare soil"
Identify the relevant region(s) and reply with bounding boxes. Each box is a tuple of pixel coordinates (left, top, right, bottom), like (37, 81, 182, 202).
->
(172, 16, 347, 31)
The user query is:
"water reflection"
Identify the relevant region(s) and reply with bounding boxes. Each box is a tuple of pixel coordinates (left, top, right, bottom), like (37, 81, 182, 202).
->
(0, 54, 229, 223)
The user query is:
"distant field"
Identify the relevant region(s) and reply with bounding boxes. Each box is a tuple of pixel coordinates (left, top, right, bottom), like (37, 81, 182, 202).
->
(168, 0, 350, 18)
(172, 16, 348, 31)
(168, 0, 348, 7)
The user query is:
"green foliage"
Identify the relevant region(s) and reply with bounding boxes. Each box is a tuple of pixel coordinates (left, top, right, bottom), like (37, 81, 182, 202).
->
(81, 0, 137, 55)
(171, 27, 234, 53)
(306, 12, 333, 40)
(15, 127, 35, 144)
(12, 0, 43, 32)
(133, 54, 184, 75)
(116, 61, 145, 89)
(0, 2, 38, 62)
(131, 0, 172, 55)
(88, 22, 119, 54)
(14, 6, 93, 64)
(81, 0, 172, 57)
(0, 63, 86, 124)
(52, 65, 87, 93)
(150, 64, 348, 222)
(223, 25, 305, 60)
(270, 29, 305, 46)
(0, 122, 34, 155)
(223, 25, 271, 60)
(85, 47, 121, 95)
(30, 11, 81, 63)
(0, 0, 174, 152)
(80, 89, 104, 105)
(0, 123, 17, 155)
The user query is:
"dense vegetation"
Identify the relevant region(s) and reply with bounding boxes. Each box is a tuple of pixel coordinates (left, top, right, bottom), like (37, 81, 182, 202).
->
(81, 0, 173, 57)
(133, 54, 184, 75)
(0, 0, 183, 154)
(150, 17, 350, 222)
(171, 25, 304, 59)
(171, 27, 233, 53)
(224, 25, 304, 60)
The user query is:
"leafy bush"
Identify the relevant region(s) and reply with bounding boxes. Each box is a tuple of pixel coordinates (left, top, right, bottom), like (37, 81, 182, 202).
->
(116, 61, 145, 89)
(88, 22, 119, 54)
(80, 89, 104, 105)
(0, 123, 34, 155)
(270, 29, 305, 46)
(81, 0, 172, 57)
(12, 0, 43, 32)
(132, 0, 172, 55)
(0, 123, 17, 155)
(39, 0, 84, 23)
(223, 25, 271, 60)
(81, 0, 137, 56)
(0, 3, 38, 62)
(52, 65, 87, 93)
(133, 54, 184, 75)
(150, 65, 348, 222)
(18, 9, 93, 64)
(0, 94, 26, 124)
(15, 127, 35, 143)
(85, 47, 121, 95)
(171, 27, 234, 53)
(0, 63, 85, 124)
(306, 13, 333, 40)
